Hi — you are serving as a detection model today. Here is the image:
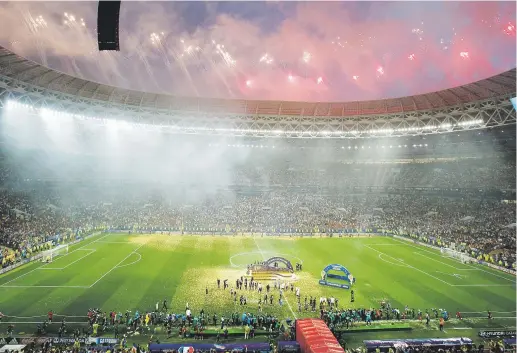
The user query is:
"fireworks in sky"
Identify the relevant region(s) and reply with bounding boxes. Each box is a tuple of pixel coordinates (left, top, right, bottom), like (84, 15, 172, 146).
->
(259, 53, 273, 64)
(302, 51, 311, 64)
(0, 2, 514, 102)
(504, 23, 515, 36)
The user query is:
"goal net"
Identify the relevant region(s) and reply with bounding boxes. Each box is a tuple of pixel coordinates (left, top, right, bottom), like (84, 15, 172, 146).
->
(41, 244, 69, 263)
(441, 248, 470, 263)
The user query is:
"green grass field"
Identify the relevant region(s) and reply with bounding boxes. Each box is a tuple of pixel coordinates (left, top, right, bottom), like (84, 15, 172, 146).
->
(0, 233, 515, 342)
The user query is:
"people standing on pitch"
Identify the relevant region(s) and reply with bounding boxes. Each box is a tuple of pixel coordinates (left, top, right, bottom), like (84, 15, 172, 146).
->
(350, 290, 355, 303)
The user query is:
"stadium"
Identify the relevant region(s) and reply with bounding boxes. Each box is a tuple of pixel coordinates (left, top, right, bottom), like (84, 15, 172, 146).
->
(0, 3, 516, 353)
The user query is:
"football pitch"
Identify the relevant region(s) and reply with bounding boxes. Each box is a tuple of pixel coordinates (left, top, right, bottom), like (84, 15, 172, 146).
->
(0, 233, 515, 331)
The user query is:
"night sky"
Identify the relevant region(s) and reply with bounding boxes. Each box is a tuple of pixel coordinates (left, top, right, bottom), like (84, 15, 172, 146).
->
(0, 1, 515, 102)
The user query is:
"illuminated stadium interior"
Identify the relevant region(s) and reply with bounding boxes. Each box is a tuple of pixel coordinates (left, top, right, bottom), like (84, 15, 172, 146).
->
(0, 20, 516, 353)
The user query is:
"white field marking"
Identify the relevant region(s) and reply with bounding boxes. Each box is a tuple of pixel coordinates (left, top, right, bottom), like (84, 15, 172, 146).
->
(282, 293, 297, 320)
(415, 252, 476, 271)
(451, 284, 516, 287)
(116, 252, 142, 269)
(365, 245, 452, 286)
(95, 241, 132, 244)
(366, 244, 399, 246)
(435, 271, 467, 279)
(88, 243, 146, 288)
(60, 249, 96, 269)
(378, 254, 410, 267)
(0, 233, 110, 288)
(0, 266, 41, 286)
(252, 235, 297, 320)
(252, 236, 266, 261)
(38, 247, 93, 269)
(39, 250, 96, 270)
(390, 238, 516, 283)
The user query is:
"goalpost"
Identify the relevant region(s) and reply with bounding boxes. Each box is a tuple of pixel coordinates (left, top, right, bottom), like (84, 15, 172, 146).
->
(441, 248, 470, 264)
(41, 244, 69, 263)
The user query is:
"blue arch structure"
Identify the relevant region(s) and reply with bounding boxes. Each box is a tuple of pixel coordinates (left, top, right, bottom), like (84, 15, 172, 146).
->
(319, 264, 354, 290)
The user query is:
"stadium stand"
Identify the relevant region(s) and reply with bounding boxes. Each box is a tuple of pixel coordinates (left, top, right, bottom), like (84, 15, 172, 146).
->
(0, 155, 515, 269)
(0, 46, 515, 353)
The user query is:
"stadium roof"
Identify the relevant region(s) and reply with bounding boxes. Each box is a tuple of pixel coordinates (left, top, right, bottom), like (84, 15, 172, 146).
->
(0, 46, 515, 117)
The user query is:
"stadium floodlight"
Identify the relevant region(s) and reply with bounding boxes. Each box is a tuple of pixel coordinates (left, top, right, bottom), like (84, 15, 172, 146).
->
(3, 100, 490, 138)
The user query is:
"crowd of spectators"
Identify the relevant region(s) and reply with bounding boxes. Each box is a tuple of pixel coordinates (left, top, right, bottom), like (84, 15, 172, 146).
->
(0, 188, 515, 269)
(233, 159, 515, 190)
(0, 155, 515, 269)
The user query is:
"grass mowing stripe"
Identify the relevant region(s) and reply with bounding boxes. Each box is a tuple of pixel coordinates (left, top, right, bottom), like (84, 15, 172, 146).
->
(1, 234, 514, 341)
(390, 237, 516, 283)
(364, 244, 452, 286)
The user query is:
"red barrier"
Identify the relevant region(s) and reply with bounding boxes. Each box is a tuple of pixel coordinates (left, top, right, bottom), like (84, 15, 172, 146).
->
(295, 319, 344, 353)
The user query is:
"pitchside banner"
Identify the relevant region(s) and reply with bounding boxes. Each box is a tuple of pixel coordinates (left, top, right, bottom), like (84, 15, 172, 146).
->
(50, 337, 118, 345)
(364, 338, 473, 351)
(478, 330, 516, 338)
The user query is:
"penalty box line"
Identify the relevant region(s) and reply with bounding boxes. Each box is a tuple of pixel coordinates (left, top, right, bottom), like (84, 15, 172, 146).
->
(88, 242, 147, 288)
(413, 252, 477, 271)
(0, 233, 112, 288)
(38, 249, 96, 270)
(365, 245, 453, 286)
